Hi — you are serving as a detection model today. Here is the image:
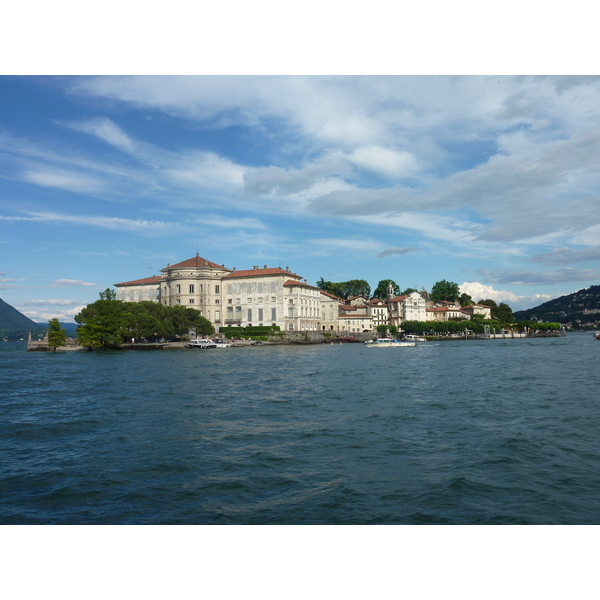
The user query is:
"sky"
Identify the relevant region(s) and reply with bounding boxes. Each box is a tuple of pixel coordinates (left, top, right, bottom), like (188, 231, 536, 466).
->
(2, 74, 600, 322)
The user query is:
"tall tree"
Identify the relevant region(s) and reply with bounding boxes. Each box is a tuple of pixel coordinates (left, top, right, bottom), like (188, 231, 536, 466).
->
(459, 292, 473, 307)
(495, 302, 514, 323)
(430, 280, 460, 303)
(400, 287, 418, 296)
(47, 318, 67, 353)
(373, 279, 399, 299)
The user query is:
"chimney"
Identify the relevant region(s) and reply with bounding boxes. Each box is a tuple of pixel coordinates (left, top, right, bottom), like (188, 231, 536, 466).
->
(253, 266, 258, 270)
(264, 265, 267, 269)
(286, 266, 290, 272)
(233, 267, 236, 272)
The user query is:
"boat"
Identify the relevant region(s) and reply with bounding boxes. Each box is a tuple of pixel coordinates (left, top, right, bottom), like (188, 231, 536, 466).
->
(188, 339, 217, 349)
(364, 338, 415, 348)
(213, 339, 231, 348)
(403, 334, 426, 342)
(594, 332, 600, 340)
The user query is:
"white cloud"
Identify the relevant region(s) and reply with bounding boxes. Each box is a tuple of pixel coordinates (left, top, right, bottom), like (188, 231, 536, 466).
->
(66, 118, 135, 153)
(347, 146, 419, 178)
(23, 169, 106, 194)
(52, 279, 100, 287)
(19, 299, 82, 306)
(459, 281, 557, 311)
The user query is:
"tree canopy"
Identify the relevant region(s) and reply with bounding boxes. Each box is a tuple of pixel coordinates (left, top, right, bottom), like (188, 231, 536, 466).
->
(430, 280, 460, 303)
(459, 292, 473, 307)
(373, 279, 399, 299)
(316, 278, 371, 300)
(47, 318, 67, 352)
(75, 289, 214, 349)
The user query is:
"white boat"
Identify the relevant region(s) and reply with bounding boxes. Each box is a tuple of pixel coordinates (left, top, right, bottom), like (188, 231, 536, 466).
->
(365, 338, 415, 348)
(188, 339, 217, 349)
(213, 339, 231, 348)
(594, 331, 600, 340)
(403, 334, 426, 342)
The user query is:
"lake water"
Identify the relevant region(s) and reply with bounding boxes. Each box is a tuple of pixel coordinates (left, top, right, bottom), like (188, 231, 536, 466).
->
(2, 334, 600, 524)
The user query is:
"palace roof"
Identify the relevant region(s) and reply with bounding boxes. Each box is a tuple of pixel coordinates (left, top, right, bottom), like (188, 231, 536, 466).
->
(162, 255, 229, 271)
(224, 267, 301, 279)
(114, 275, 161, 287)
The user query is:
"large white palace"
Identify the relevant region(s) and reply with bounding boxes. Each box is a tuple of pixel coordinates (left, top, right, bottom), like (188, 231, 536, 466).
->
(114, 254, 325, 332)
(114, 254, 491, 333)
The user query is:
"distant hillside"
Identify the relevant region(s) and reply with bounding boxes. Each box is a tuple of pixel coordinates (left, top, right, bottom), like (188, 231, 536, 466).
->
(0, 298, 39, 331)
(514, 285, 600, 329)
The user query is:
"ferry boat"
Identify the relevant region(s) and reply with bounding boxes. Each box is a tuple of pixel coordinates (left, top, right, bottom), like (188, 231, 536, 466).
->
(365, 338, 415, 348)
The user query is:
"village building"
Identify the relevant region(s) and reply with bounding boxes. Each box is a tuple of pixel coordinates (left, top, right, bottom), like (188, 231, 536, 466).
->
(319, 291, 343, 331)
(461, 303, 493, 319)
(366, 298, 389, 329)
(388, 291, 428, 327)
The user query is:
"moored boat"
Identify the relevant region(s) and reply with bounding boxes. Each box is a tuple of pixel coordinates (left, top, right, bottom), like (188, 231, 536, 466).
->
(188, 339, 217, 349)
(403, 334, 426, 342)
(594, 331, 600, 340)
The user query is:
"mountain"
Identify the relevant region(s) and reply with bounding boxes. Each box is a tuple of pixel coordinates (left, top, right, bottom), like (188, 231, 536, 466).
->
(514, 285, 600, 329)
(0, 298, 40, 331)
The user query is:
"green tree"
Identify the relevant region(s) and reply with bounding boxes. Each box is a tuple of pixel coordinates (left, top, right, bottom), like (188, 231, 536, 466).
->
(495, 302, 514, 324)
(47, 318, 67, 353)
(373, 279, 399, 299)
(459, 292, 473, 307)
(400, 288, 418, 296)
(75, 289, 128, 349)
(430, 280, 460, 303)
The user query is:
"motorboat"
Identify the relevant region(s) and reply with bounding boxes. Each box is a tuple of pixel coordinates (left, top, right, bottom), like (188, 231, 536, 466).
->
(188, 339, 217, 349)
(403, 334, 426, 342)
(365, 338, 415, 348)
(213, 339, 231, 348)
(594, 332, 600, 340)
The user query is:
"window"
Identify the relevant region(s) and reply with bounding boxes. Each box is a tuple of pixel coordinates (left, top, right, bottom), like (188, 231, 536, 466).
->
(258, 283, 263, 293)
(176, 284, 181, 294)
(248, 309, 252, 321)
(247, 298, 252, 304)
(258, 308, 263, 321)
(258, 297, 263, 303)
(271, 297, 276, 302)
(189, 284, 194, 294)
(215, 299, 220, 304)
(236, 284, 241, 294)
(236, 298, 241, 304)
(247, 283, 252, 293)
(215, 285, 220, 294)
(228, 284, 233, 294)
(271, 282, 276, 292)
(228, 299, 232, 304)
(289, 308, 294, 318)
(177, 299, 181, 304)
(271, 308, 276, 321)
(215, 310, 220, 322)
(227, 306, 233, 313)
(189, 299, 195, 304)
(236, 306, 242, 313)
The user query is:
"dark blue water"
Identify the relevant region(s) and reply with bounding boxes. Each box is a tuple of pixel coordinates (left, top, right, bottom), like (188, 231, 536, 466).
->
(2, 334, 600, 524)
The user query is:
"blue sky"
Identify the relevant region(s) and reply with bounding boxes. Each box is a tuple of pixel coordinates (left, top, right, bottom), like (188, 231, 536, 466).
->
(2, 75, 600, 322)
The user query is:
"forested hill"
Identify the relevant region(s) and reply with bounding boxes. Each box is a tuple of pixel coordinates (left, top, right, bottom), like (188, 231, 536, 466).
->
(513, 285, 600, 329)
(0, 298, 39, 331)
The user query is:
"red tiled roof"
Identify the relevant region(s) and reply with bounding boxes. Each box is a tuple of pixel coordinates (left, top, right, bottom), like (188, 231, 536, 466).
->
(339, 305, 357, 311)
(283, 279, 318, 289)
(389, 295, 408, 302)
(162, 255, 228, 271)
(224, 268, 301, 279)
(114, 275, 161, 287)
(320, 291, 344, 301)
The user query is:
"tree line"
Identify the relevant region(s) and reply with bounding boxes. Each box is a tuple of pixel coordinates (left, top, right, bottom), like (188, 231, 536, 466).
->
(71, 289, 214, 349)
(316, 276, 514, 320)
